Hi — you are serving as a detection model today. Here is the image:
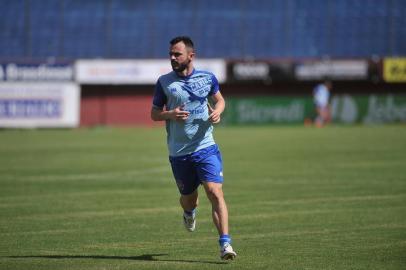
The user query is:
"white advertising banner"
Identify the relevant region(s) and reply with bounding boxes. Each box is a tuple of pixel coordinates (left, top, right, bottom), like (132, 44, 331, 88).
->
(295, 60, 369, 80)
(75, 59, 226, 84)
(194, 59, 227, 83)
(0, 82, 80, 128)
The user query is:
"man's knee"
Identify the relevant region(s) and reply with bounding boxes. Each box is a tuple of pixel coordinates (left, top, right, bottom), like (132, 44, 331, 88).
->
(204, 183, 224, 202)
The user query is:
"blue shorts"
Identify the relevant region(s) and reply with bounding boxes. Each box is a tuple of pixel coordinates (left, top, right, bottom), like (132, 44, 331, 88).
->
(169, 144, 224, 195)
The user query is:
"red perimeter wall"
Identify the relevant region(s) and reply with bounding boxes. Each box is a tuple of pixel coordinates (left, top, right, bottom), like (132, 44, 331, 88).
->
(80, 86, 162, 127)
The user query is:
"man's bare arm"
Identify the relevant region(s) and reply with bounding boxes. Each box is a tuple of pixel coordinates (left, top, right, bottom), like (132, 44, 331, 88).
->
(208, 91, 225, 124)
(151, 106, 190, 121)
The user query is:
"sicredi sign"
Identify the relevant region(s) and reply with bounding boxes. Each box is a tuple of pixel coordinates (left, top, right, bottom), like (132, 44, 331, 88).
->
(222, 95, 406, 125)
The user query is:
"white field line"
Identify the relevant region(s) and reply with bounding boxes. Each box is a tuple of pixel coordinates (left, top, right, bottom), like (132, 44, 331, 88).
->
(250, 193, 406, 206)
(3, 222, 405, 240)
(229, 206, 406, 222)
(234, 223, 406, 240)
(9, 204, 405, 223)
(0, 182, 174, 202)
(1, 166, 170, 182)
(0, 193, 406, 218)
(0, 229, 78, 236)
(8, 206, 180, 221)
(76, 223, 406, 250)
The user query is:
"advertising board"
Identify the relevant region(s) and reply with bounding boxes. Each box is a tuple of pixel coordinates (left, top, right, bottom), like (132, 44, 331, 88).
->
(0, 62, 73, 81)
(76, 59, 226, 84)
(383, 58, 406, 83)
(294, 60, 369, 80)
(222, 95, 406, 125)
(0, 82, 80, 128)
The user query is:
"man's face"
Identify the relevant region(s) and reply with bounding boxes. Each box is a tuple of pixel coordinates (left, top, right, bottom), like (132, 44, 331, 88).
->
(169, 42, 193, 72)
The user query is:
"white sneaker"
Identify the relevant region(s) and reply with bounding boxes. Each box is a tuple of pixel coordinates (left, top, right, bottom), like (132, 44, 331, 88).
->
(220, 243, 237, 260)
(183, 213, 196, 232)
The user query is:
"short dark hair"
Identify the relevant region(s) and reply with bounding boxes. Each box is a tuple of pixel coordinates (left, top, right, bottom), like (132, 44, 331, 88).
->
(170, 36, 194, 50)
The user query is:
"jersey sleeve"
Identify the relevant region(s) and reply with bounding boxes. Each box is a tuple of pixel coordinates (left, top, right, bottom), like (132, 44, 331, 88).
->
(152, 80, 167, 109)
(209, 74, 220, 96)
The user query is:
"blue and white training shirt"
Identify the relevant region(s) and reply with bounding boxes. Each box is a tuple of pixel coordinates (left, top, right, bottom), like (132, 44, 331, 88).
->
(153, 69, 220, 157)
(313, 84, 330, 108)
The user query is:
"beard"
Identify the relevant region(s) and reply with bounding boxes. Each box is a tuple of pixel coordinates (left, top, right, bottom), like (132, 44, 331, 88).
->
(171, 59, 190, 72)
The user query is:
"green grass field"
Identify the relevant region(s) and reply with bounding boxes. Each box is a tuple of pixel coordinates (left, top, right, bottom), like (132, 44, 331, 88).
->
(0, 125, 405, 270)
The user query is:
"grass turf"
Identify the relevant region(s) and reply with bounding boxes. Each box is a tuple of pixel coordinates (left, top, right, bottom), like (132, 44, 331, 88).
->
(0, 125, 405, 270)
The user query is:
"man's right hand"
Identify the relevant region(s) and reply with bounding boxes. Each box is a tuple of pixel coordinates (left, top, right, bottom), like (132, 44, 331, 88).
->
(170, 105, 190, 121)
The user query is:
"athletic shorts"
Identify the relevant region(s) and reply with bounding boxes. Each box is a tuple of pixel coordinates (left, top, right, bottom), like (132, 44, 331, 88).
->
(169, 144, 224, 195)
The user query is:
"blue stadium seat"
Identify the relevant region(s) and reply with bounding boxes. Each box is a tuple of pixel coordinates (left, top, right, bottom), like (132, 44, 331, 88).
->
(0, 0, 404, 59)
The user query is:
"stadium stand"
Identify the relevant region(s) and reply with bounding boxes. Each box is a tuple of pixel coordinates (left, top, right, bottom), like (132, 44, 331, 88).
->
(0, 0, 405, 59)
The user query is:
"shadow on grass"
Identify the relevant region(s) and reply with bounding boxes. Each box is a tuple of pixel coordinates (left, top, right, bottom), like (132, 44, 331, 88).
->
(7, 254, 228, 265)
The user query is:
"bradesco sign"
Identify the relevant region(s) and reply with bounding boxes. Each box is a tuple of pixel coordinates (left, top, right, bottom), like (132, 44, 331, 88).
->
(0, 62, 73, 81)
(0, 61, 78, 128)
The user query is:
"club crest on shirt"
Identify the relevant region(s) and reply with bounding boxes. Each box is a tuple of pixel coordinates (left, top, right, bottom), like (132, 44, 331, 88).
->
(183, 85, 208, 105)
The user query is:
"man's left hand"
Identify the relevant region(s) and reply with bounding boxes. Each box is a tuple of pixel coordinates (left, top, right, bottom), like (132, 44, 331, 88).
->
(208, 103, 221, 124)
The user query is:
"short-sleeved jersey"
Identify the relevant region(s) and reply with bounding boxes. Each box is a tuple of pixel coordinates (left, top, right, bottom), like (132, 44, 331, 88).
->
(153, 69, 220, 157)
(313, 84, 330, 108)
